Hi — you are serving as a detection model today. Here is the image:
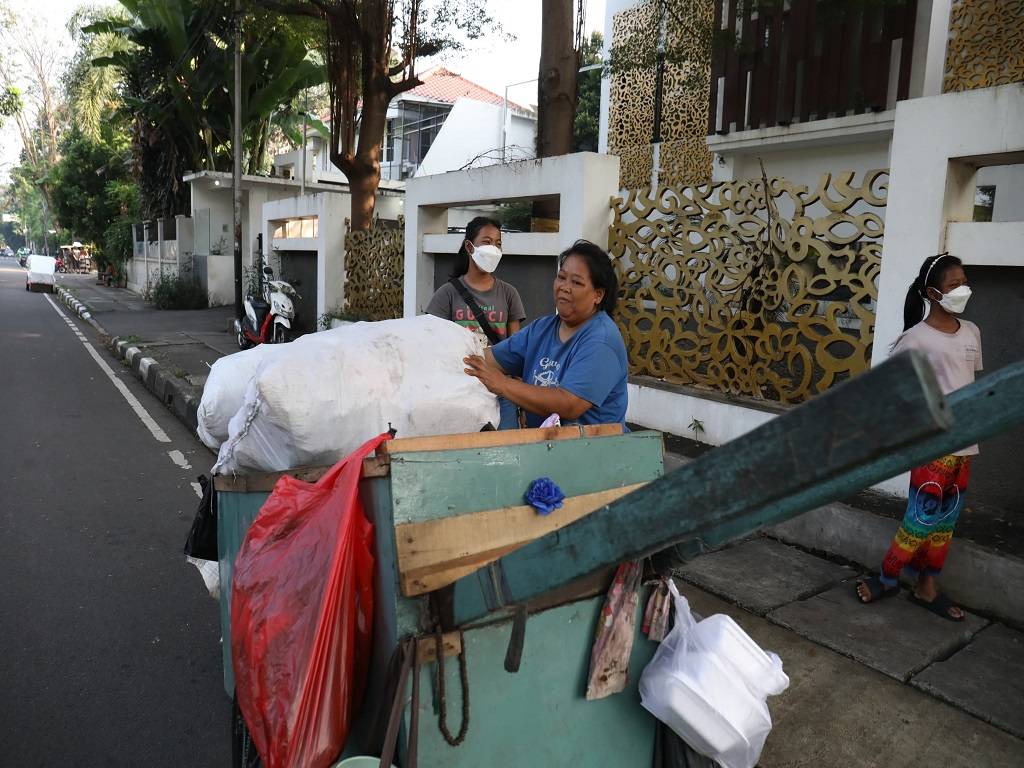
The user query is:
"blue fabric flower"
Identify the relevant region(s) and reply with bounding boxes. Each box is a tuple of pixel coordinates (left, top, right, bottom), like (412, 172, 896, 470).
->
(525, 477, 565, 516)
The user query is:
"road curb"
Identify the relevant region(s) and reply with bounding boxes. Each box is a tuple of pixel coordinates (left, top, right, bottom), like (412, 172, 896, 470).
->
(56, 286, 109, 339)
(56, 286, 202, 435)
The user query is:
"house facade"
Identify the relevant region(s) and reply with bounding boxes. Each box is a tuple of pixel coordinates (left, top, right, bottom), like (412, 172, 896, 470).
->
(597, 0, 1023, 510)
(273, 67, 537, 186)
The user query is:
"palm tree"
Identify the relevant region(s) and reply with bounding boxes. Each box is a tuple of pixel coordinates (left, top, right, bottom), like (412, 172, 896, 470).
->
(86, 0, 325, 218)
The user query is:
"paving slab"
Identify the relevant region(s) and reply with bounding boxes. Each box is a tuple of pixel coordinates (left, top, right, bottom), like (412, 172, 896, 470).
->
(912, 623, 1024, 739)
(676, 583, 1024, 768)
(678, 538, 855, 615)
(768, 582, 988, 681)
(769, 501, 1024, 626)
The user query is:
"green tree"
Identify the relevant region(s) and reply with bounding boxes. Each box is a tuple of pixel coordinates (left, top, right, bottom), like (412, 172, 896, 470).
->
(87, 0, 326, 219)
(1, 1, 70, 252)
(0, 84, 21, 127)
(63, 6, 134, 141)
(49, 124, 132, 254)
(258, 0, 496, 230)
(573, 31, 602, 152)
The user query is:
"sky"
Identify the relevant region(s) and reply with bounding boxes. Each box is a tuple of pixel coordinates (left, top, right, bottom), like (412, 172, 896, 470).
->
(0, 0, 606, 184)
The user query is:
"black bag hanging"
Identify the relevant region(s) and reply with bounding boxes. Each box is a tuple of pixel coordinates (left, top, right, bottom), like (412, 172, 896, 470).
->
(448, 277, 504, 346)
(183, 475, 218, 562)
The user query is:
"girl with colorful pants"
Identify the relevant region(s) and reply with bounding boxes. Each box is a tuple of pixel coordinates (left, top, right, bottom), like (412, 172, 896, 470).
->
(857, 254, 982, 622)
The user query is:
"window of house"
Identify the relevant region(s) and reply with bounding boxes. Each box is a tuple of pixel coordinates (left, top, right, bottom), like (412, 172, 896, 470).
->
(383, 118, 395, 163)
(399, 103, 450, 177)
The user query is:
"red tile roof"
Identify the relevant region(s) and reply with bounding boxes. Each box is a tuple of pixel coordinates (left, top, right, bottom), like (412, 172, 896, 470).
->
(405, 67, 530, 111)
(319, 67, 533, 121)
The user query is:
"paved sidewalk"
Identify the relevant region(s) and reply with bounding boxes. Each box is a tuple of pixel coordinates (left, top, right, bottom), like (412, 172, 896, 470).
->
(60, 273, 235, 387)
(680, 536, 1024, 749)
(58, 274, 236, 438)
(61, 275, 1024, 765)
(681, 574, 1024, 767)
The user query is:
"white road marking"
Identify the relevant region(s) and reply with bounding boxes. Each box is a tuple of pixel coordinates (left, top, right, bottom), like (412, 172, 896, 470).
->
(168, 450, 192, 470)
(43, 294, 171, 443)
(191, 482, 204, 498)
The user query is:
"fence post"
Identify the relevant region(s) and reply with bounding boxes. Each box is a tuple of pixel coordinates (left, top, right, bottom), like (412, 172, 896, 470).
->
(143, 221, 151, 291)
(157, 218, 166, 279)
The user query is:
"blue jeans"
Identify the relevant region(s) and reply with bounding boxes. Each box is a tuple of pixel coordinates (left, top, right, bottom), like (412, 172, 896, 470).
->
(498, 397, 520, 430)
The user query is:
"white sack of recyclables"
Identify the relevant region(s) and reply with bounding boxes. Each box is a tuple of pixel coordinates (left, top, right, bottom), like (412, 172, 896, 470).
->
(213, 314, 499, 475)
(196, 342, 288, 450)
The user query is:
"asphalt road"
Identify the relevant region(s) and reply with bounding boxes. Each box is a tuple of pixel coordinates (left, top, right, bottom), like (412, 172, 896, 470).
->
(0, 257, 229, 765)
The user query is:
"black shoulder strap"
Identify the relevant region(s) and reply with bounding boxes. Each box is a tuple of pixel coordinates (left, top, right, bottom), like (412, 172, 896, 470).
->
(448, 277, 503, 346)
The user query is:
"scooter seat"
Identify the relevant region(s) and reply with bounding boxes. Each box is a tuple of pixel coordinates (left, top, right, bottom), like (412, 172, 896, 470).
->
(251, 298, 271, 325)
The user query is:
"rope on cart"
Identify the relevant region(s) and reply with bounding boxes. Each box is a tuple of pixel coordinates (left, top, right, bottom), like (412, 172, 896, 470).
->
(434, 626, 470, 746)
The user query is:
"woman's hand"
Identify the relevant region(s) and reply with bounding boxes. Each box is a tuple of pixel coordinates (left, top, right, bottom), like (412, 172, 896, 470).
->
(464, 355, 509, 397)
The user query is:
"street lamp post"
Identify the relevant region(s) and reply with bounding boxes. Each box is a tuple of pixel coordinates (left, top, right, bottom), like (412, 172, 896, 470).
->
(232, 0, 243, 321)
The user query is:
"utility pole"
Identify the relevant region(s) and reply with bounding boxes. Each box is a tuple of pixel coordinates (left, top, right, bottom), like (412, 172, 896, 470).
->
(232, 0, 243, 320)
(300, 89, 308, 196)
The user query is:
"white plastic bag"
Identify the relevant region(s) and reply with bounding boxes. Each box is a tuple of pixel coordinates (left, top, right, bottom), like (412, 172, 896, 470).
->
(639, 581, 789, 768)
(196, 343, 288, 450)
(213, 315, 499, 475)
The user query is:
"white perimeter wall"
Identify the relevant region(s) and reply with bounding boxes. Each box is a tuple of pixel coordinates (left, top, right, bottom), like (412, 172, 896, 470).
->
(871, 83, 1024, 495)
(404, 152, 620, 317)
(262, 192, 404, 322)
(873, 83, 1024, 364)
(724, 139, 892, 190)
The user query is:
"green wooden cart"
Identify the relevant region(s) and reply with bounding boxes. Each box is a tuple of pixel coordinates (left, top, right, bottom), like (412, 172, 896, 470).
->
(216, 425, 667, 765)
(215, 354, 1024, 766)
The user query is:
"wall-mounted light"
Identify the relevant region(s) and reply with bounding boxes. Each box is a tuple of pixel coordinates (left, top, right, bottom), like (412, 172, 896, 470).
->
(214, 179, 221, 186)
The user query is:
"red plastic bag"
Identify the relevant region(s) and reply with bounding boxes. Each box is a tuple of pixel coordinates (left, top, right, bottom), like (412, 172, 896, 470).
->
(231, 433, 388, 768)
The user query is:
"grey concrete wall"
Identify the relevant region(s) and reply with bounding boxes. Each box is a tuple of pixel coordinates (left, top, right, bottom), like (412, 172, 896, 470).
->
(963, 265, 1024, 514)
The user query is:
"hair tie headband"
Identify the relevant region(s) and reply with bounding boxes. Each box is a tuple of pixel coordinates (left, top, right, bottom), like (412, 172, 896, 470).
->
(922, 252, 950, 288)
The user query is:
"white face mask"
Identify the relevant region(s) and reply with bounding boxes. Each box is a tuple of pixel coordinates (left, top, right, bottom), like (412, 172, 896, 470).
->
(469, 243, 502, 273)
(932, 284, 972, 314)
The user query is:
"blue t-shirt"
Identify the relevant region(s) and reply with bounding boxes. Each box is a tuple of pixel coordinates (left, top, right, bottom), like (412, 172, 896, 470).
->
(491, 312, 628, 428)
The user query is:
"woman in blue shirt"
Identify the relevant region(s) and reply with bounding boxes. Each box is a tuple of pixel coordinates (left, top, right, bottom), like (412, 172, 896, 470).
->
(464, 240, 628, 427)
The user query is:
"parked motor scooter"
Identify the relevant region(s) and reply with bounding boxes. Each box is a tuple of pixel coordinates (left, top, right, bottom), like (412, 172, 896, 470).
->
(55, 256, 67, 273)
(234, 265, 299, 349)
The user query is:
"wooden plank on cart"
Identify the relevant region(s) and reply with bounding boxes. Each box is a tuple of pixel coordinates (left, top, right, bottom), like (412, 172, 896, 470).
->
(379, 424, 622, 457)
(396, 482, 647, 596)
(451, 352, 958, 624)
(212, 456, 389, 492)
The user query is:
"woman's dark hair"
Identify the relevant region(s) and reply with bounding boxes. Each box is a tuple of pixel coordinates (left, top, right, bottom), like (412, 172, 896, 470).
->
(558, 239, 619, 316)
(451, 216, 502, 278)
(903, 252, 963, 331)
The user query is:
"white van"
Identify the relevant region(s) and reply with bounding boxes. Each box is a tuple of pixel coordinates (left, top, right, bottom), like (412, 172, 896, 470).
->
(26, 255, 57, 292)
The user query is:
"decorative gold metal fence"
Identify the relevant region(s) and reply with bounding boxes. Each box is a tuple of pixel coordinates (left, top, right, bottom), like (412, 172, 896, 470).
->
(607, 0, 713, 189)
(944, 0, 1024, 93)
(343, 216, 404, 321)
(609, 171, 887, 404)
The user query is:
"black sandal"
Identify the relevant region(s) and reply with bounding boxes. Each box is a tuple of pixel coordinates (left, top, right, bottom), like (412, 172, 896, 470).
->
(855, 576, 899, 604)
(909, 592, 965, 622)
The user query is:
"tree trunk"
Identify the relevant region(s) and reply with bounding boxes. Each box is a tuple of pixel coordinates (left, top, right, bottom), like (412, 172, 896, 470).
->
(337, 75, 390, 231)
(534, 0, 579, 224)
(536, 0, 578, 159)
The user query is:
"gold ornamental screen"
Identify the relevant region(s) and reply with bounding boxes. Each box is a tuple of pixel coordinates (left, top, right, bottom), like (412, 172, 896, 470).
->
(607, 0, 713, 189)
(609, 171, 887, 404)
(944, 0, 1024, 92)
(344, 217, 404, 321)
